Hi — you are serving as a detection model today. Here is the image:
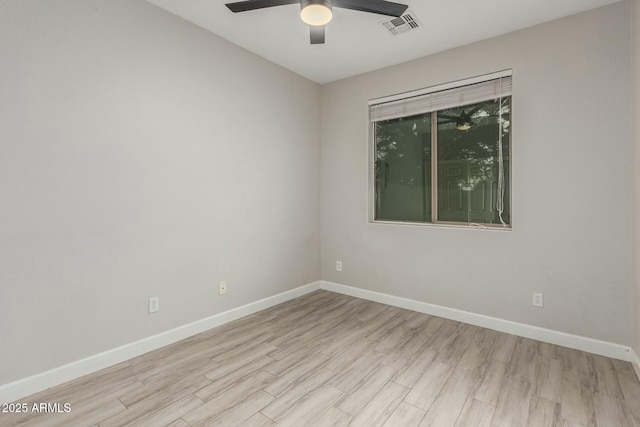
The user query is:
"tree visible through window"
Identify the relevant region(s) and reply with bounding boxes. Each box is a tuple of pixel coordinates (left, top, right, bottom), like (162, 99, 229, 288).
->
(371, 74, 512, 227)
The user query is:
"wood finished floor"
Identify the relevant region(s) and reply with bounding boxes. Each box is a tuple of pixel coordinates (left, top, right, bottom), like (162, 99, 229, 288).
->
(3, 290, 640, 427)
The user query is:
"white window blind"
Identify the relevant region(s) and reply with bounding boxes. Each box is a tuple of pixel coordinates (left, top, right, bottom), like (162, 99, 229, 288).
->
(369, 73, 512, 122)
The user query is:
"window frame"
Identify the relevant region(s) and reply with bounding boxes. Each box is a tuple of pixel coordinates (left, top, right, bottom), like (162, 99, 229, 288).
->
(368, 71, 513, 230)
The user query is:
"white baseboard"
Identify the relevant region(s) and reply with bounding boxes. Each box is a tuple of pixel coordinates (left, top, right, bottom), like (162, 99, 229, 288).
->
(319, 281, 634, 363)
(632, 348, 640, 381)
(0, 281, 321, 405)
(2, 279, 636, 404)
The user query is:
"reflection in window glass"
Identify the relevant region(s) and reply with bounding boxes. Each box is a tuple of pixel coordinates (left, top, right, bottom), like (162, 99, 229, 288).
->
(373, 97, 511, 226)
(374, 113, 431, 222)
(437, 97, 511, 225)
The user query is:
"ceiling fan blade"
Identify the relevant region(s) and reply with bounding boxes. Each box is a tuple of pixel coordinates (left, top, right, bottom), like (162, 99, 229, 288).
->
(226, 0, 299, 13)
(310, 25, 325, 44)
(467, 105, 485, 116)
(333, 0, 408, 17)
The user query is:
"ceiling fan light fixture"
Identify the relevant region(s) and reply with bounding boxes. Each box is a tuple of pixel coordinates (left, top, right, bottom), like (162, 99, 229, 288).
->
(300, 0, 332, 26)
(457, 122, 472, 131)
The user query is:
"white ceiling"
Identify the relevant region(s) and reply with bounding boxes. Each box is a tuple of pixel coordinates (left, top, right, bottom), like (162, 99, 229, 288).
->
(147, 0, 621, 84)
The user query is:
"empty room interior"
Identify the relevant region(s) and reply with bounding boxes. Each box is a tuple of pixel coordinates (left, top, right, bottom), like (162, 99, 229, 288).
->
(2, 0, 640, 425)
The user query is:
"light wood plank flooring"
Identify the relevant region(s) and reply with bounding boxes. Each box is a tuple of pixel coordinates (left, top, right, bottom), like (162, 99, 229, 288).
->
(3, 290, 640, 426)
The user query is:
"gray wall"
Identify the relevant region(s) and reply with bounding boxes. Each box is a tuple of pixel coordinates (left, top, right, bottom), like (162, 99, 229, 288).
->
(1, 0, 635, 389)
(633, 0, 640, 358)
(320, 3, 633, 345)
(0, 0, 320, 384)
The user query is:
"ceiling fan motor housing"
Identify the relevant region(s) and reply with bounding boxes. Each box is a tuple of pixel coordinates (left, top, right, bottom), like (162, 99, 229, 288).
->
(301, 0, 333, 13)
(300, 0, 333, 27)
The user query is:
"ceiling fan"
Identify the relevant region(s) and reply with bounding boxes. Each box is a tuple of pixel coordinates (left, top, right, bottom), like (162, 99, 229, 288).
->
(439, 102, 511, 131)
(225, 0, 409, 44)
(438, 106, 485, 132)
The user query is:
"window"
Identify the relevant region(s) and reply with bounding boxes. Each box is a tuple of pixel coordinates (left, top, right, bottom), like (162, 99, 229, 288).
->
(369, 72, 512, 228)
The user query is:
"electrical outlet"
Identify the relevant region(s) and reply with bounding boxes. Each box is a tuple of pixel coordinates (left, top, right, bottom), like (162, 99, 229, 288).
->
(219, 280, 227, 295)
(149, 297, 159, 313)
(336, 261, 342, 272)
(533, 292, 544, 308)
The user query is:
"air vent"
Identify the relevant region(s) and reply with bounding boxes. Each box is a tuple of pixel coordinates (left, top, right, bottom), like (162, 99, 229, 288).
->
(380, 11, 422, 36)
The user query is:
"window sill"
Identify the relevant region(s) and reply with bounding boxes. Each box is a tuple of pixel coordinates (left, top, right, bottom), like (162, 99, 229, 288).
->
(369, 219, 512, 231)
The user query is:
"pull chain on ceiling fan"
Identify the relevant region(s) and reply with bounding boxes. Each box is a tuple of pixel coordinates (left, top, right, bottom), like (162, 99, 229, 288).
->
(225, 0, 409, 44)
